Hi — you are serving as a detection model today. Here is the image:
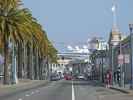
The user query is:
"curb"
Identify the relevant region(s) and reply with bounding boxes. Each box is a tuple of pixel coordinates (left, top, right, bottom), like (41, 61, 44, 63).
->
(93, 81, 133, 94)
(0, 80, 51, 100)
(110, 86, 130, 94)
(86, 80, 132, 94)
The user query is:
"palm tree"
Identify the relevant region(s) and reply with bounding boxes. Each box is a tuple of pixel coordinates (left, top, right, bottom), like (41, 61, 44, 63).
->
(29, 21, 51, 80)
(0, 0, 36, 84)
(48, 42, 58, 63)
(0, 36, 3, 53)
(0, 0, 58, 84)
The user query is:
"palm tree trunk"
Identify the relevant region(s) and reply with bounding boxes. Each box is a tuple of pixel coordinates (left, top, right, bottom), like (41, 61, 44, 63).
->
(23, 42, 27, 79)
(11, 43, 18, 84)
(34, 48, 39, 80)
(38, 57, 43, 80)
(17, 42, 23, 79)
(38, 57, 41, 80)
(42, 57, 47, 80)
(36, 48, 39, 80)
(27, 44, 30, 79)
(33, 48, 36, 79)
(46, 57, 50, 80)
(32, 47, 35, 79)
(30, 44, 34, 80)
(27, 43, 34, 80)
(3, 37, 10, 84)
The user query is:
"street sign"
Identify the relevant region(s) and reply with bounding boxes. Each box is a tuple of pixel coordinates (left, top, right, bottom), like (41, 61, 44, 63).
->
(118, 54, 124, 64)
(124, 54, 130, 63)
(0, 54, 4, 65)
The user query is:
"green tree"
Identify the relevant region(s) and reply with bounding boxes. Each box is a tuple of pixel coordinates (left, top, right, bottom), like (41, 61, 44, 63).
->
(0, 0, 58, 84)
(0, 0, 35, 84)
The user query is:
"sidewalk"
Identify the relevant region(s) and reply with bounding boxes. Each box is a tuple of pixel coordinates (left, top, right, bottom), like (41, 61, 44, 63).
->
(110, 84, 133, 94)
(92, 80, 133, 94)
(0, 79, 50, 98)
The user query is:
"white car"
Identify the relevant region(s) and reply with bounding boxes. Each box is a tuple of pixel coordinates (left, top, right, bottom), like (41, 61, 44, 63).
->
(77, 74, 86, 80)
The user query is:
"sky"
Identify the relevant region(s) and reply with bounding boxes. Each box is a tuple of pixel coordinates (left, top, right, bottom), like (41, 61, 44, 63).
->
(23, 0, 133, 52)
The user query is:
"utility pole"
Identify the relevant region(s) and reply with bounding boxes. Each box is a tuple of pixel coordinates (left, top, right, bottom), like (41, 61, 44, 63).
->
(119, 36, 124, 87)
(129, 23, 133, 89)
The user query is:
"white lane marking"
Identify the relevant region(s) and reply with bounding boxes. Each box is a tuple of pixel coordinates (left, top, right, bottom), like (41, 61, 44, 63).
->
(25, 94, 30, 97)
(18, 98, 23, 100)
(72, 81, 75, 100)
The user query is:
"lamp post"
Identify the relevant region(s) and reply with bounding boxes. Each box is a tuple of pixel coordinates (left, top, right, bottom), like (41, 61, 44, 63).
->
(119, 35, 124, 87)
(111, 45, 114, 85)
(100, 51, 104, 83)
(129, 23, 133, 89)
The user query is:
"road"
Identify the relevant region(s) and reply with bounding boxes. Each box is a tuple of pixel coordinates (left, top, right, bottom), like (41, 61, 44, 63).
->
(2, 80, 133, 100)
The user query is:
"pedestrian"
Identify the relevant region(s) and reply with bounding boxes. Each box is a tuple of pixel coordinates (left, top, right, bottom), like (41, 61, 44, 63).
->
(114, 71, 117, 84)
(116, 70, 120, 86)
(105, 70, 112, 88)
(108, 70, 112, 88)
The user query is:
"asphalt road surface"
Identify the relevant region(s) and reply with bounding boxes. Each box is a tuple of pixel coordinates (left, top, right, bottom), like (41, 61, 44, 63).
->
(2, 80, 133, 100)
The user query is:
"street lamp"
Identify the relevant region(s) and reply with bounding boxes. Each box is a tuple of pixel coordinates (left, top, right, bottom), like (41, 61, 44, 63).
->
(129, 23, 133, 89)
(101, 51, 104, 83)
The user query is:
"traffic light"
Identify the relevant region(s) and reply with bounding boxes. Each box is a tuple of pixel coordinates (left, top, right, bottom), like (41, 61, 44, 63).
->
(117, 67, 121, 82)
(118, 49, 120, 54)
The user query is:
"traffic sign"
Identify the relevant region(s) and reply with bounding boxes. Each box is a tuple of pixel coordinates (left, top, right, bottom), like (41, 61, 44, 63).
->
(118, 54, 124, 64)
(0, 54, 4, 65)
(124, 54, 130, 63)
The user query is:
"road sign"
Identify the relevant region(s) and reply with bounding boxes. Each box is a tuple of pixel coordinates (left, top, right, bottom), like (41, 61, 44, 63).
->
(118, 54, 124, 64)
(124, 54, 130, 63)
(0, 54, 4, 65)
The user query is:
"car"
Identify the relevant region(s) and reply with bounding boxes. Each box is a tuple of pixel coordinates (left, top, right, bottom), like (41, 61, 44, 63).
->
(50, 74, 60, 81)
(58, 72, 64, 79)
(77, 74, 86, 80)
(64, 74, 72, 80)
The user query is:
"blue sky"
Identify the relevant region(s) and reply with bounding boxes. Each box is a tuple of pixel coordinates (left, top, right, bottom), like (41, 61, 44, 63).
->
(23, 0, 133, 52)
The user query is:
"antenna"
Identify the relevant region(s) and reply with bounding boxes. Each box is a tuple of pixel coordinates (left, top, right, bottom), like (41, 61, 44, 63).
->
(112, 0, 117, 28)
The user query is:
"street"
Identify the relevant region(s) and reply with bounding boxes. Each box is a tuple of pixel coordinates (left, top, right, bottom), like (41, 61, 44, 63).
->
(0, 0, 133, 100)
(2, 80, 133, 100)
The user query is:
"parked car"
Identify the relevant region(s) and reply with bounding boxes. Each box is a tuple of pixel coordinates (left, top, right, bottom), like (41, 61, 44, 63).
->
(64, 74, 72, 80)
(58, 72, 64, 79)
(50, 74, 60, 81)
(77, 74, 86, 80)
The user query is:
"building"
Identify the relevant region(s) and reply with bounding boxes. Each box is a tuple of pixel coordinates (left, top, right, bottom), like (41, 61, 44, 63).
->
(88, 37, 107, 52)
(112, 36, 131, 85)
(49, 55, 72, 75)
(67, 59, 89, 75)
